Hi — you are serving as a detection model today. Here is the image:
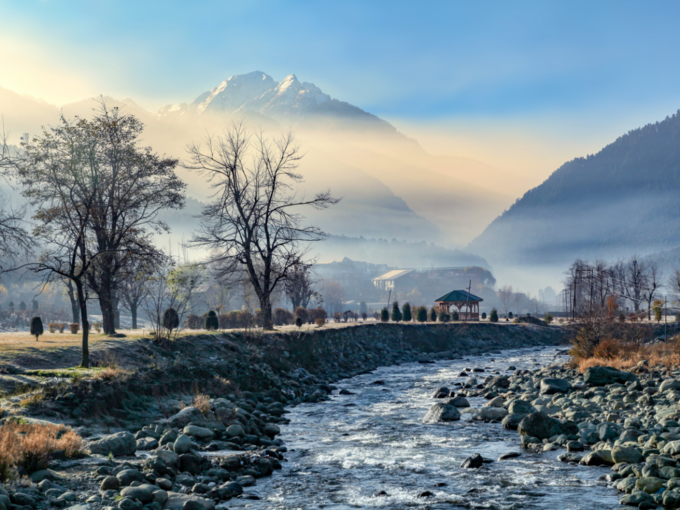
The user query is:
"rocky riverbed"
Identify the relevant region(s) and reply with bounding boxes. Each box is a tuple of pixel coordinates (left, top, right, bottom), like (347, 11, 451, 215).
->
(0, 323, 567, 510)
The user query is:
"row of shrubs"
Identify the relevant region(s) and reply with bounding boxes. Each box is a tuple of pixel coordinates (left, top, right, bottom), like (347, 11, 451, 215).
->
(183, 306, 330, 330)
(377, 302, 502, 323)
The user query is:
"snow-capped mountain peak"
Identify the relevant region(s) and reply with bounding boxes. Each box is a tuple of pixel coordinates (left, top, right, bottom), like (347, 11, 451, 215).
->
(157, 71, 384, 127)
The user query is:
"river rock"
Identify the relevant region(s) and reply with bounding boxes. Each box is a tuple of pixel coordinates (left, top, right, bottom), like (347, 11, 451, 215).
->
(164, 493, 215, 510)
(460, 453, 483, 468)
(660, 379, 680, 392)
(262, 423, 281, 438)
(167, 407, 204, 428)
(597, 422, 620, 442)
(539, 378, 571, 395)
(471, 407, 507, 421)
(99, 476, 119, 491)
(501, 413, 525, 430)
(432, 387, 450, 398)
(88, 431, 137, 457)
(120, 485, 155, 504)
(611, 446, 643, 464)
(447, 396, 470, 407)
(226, 424, 245, 438)
(174, 434, 193, 454)
(517, 413, 563, 439)
(620, 491, 654, 507)
(156, 449, 180, 468)
(636, 477, 663, 493)
(184, 425, 215, 441)
(507, 399, 536, 415)
(580, 451, 614, 466)
(136, 437, 158, 450)
(116, 469, 145, 486)
(584, 366, 637, 386)
(422, 403, 461, 423)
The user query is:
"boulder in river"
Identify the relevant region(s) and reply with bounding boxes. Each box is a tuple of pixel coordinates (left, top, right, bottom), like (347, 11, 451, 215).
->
(583, 366, 637, 386)
(611, 446, 643, 464)
(165, 493, 215, 510)
(422, 403, 461, 423)
(517, 413, 563, 439)
(447, 396, 470, 407)
(507, 399, 536, 415)
(460, 453, 484, 468)
(432, 387, 450, 398)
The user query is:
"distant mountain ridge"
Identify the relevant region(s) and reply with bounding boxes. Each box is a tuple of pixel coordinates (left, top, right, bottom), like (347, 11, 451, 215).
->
(158, 71, 396, 132)
(468, 109, 680, 266)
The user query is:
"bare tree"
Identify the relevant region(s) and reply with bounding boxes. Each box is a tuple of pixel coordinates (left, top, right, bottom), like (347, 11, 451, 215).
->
(498, 285, 513, 315)
(642, 261, 663, 320)
(119, 249, 164, 330)
(322, 280, 344, 316)
(0, 129, 32, 267)
(622, 255, 647, 313)
(283, 263, 320, 310)
(186, 123, 338, 329)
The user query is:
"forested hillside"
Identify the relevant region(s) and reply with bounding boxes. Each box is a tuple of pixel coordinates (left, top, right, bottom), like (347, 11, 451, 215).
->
(469, 109, 680, 266)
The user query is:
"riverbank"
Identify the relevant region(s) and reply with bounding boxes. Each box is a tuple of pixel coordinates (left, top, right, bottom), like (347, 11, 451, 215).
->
(0, 323, 566, 510)
(423, 347, 680, 509)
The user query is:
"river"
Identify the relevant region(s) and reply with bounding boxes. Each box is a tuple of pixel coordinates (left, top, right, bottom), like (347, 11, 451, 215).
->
(226, 346, 621, 509)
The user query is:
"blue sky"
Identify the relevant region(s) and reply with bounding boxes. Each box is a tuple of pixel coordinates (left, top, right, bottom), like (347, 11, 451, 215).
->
(3, 0, 680, 182)
(3, 0, 680, 119)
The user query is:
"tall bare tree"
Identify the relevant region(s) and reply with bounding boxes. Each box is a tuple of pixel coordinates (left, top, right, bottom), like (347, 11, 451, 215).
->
(642, 261, 662, 320)
(186, 123, 338, 329)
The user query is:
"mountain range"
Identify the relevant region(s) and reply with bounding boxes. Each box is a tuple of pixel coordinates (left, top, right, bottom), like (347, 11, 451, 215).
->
(0, 73, 516, 249)
(468, 109, 680, 270)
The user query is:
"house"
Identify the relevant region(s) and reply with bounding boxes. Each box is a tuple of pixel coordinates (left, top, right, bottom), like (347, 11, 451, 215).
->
(372, 269, 414, 291)
(435, 290, 483, 321)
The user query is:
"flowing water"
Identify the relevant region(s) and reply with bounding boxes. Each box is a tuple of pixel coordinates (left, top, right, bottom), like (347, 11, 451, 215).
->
(225, 346, 621, 509)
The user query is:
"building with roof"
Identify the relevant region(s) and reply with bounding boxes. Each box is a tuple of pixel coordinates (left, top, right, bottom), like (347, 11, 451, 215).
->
(372, 269, 414, 291)
(435, 290, 483, 321)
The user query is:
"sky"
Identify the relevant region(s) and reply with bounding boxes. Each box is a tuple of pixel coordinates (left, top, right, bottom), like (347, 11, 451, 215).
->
(3, 0, 680, 181)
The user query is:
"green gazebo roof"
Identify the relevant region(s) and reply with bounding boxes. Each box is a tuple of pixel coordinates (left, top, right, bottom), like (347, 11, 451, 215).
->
(435, 290, 484, 303)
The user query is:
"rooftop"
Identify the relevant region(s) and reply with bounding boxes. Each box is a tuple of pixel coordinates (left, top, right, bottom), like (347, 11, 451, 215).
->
(435, 290, 484, 303)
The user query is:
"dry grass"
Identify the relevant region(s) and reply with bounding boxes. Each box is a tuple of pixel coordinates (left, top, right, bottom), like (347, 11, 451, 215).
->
(94, 366, 130, 381)
(572, 336, 680, 373)
(0, 421, 83, 479)
(192, 393, 211, 415)
(19, 393, 44, 408)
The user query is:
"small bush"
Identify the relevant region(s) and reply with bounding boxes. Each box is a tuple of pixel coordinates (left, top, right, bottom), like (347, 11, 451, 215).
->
(543, 313, 554, 325)
(451, 311, 459, 321)
(308, 307, 327, 325)
(429, 307, 437, 322)
(184, 314, 202, 329)
(204, 310, 219, 331)
(163, 308, 180, 332)
(438, 310, 450, 322)
(93, 321, 102, 333)
(489, 308, 499, 323)
(19, 301, 26, 311)
(294, 307, 309, 324)
(591, 338, 624, 359)
(315, 318, 325, 327)
(32, 300, 39, 311)
(361, 312, 367, 321)
(58, 323, 66, 333)
(619, 313, 627, 323)
(48, 322, 57, 334)
(0, 422, 83, 479)
(192, 394, 212, 415)
(508, 312, 513, 319)
(391, 302, 402, 322)
(416, 306, 427, 322)
(295, 316, 303, 328)
(30, 317, 43, 341)
(69, 323, 79, 334)
(273, 308, 293, 326)
(402, 302, 412, 322)
(380, 308, 389, 322)
(481, 312, 487, 320)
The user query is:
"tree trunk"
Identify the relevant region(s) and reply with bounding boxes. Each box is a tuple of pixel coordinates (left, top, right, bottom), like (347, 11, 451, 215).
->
(260, 297, 273, 330)
(76, 280, 89, 368)
(99, 280, 116, 335)
(131, 305, 138, 330)
(113, 293, 121, 329)
(67, 281, 80, 324)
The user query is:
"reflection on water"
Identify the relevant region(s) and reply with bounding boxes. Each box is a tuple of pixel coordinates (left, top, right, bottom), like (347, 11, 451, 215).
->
(225, 347, 620, 509)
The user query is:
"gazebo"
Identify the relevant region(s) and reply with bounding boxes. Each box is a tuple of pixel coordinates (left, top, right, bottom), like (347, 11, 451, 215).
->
(435, 290, 483, 321)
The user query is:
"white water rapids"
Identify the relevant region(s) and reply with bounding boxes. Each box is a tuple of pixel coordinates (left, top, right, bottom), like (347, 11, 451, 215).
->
(224, 346, 621, 509)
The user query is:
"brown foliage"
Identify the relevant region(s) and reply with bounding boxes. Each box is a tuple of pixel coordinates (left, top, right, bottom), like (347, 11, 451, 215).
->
(0, 422, 82, 479)
(192, 393, 212, 415)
